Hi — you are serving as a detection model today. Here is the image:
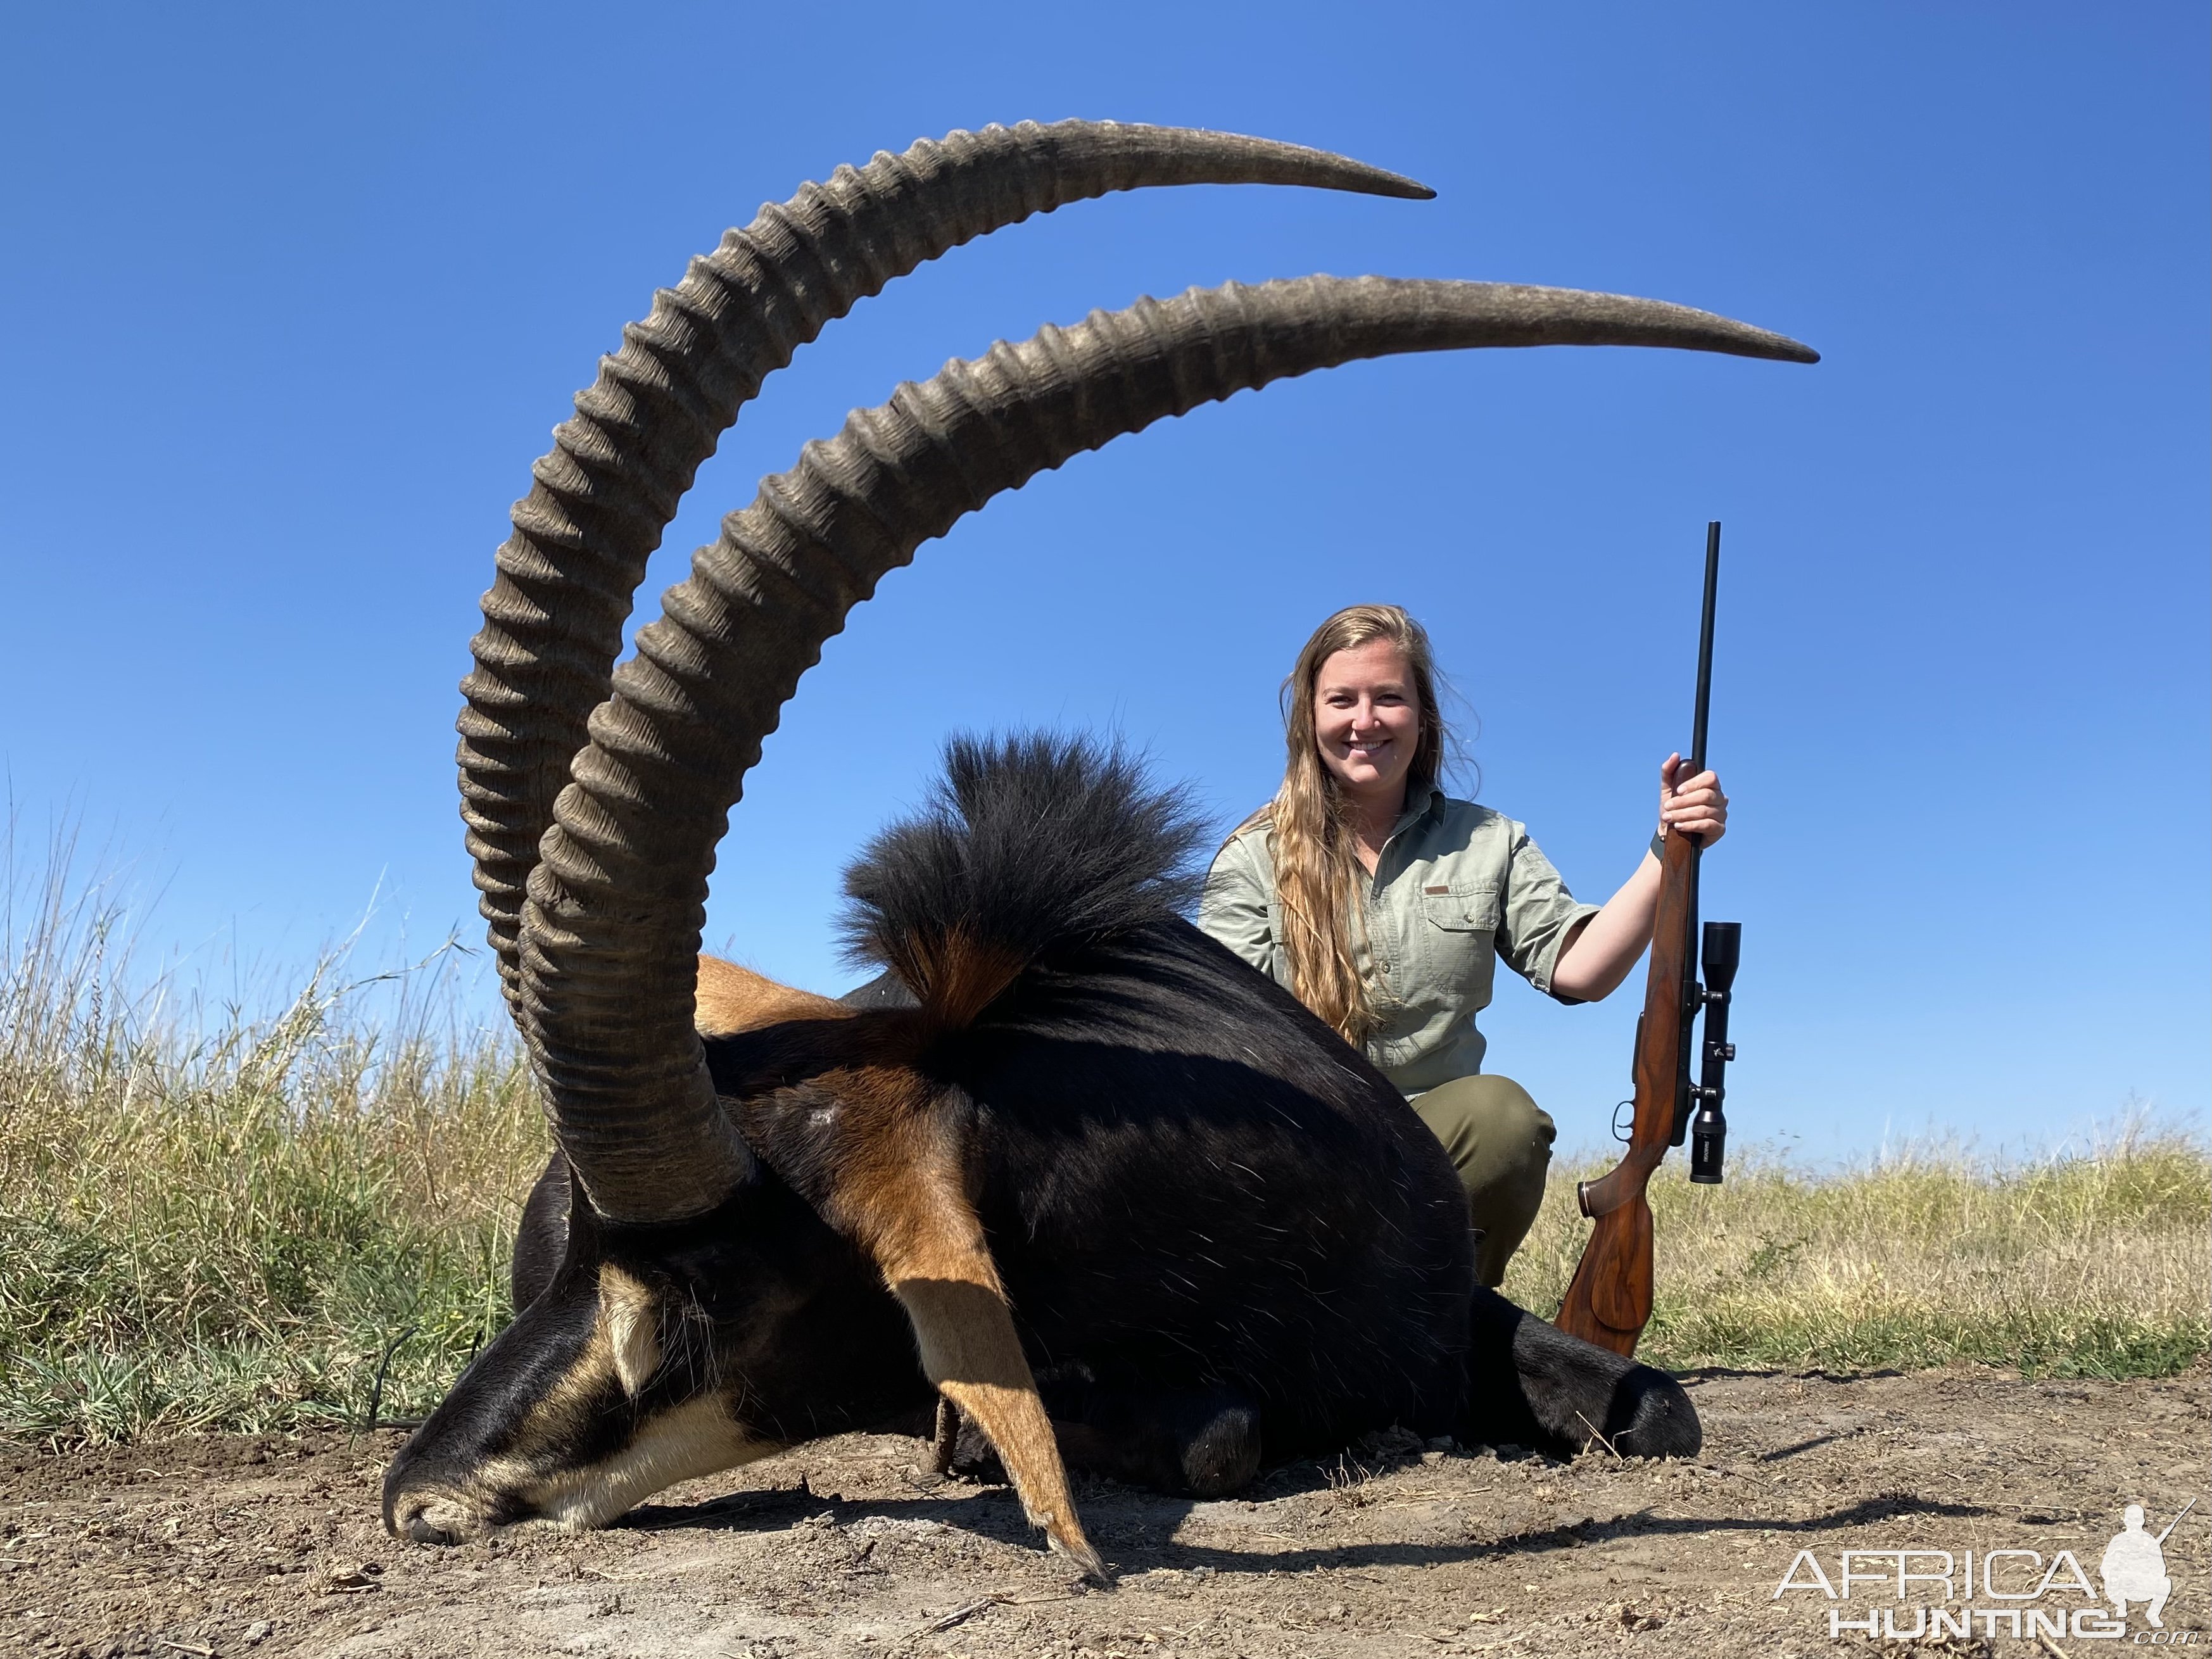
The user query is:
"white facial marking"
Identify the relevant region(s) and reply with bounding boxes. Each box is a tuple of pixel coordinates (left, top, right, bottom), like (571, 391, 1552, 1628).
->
(599, 1266, 662, 1398)
(503, 1392, 785, 1530)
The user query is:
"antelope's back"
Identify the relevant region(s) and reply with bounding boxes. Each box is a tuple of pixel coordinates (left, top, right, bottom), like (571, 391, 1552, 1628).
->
(940, 914, 1477, 1449)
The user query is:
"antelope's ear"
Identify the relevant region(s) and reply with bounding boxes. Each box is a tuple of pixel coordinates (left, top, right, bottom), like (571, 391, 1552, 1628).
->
(600, 1267, 661, 1399)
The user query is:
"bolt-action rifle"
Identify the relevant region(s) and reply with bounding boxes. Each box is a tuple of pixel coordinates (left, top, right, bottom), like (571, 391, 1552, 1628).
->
(1555, 522, 1741, 1358)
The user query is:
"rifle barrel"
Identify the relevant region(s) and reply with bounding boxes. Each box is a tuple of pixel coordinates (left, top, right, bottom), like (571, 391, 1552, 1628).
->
(1691, 520, 1720, 770)
(2155, 1496, 2199, 1546)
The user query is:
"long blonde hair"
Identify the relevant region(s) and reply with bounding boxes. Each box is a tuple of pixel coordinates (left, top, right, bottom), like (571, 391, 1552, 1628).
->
(1259, 605, 1448, 1046)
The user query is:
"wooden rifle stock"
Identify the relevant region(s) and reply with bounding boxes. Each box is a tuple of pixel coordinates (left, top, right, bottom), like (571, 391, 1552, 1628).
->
(1555, 521, 1721, 1356)
(1553, 826, 1699, 1354)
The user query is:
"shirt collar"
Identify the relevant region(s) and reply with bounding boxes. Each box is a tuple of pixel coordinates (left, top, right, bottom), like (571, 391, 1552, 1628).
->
(1389, 780, 1444, 841)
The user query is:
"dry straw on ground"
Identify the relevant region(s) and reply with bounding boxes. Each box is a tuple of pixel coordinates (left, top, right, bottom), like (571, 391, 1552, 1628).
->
(3, 839, 2204, 1444)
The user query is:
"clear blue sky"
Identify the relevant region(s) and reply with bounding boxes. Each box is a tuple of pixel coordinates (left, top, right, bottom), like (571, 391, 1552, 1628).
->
(4, 3, 2204, 1161)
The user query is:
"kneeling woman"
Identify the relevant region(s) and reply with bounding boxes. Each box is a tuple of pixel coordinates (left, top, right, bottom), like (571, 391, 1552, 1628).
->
(1198, 604, 1728, 1286)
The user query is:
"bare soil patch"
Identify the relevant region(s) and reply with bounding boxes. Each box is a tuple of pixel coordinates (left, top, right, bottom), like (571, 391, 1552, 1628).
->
(2, 1365, 2203, 1658)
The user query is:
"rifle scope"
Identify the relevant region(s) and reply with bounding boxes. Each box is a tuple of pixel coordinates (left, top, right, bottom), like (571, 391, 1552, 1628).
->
(1688, 920, 1740, 1184)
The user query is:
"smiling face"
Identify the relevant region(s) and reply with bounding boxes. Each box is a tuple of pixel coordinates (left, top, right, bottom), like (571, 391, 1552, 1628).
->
(1313, 637, 1422, 812)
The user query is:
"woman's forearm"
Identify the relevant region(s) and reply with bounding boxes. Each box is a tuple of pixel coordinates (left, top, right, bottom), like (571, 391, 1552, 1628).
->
(1553, 758, 1731, 1001)
(1549, 850, 1662, 1001)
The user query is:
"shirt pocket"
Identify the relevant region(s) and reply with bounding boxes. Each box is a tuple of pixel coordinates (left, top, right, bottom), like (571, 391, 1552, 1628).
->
(1420, 884, 1500, 933)
(1415, 882, 1501, 1009)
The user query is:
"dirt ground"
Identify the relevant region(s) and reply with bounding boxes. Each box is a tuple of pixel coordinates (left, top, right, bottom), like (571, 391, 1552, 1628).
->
(0, 1365, 2203, 1659)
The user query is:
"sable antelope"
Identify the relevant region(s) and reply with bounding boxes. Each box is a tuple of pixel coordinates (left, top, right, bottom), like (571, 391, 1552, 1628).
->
(384, 121, 1816, 1578)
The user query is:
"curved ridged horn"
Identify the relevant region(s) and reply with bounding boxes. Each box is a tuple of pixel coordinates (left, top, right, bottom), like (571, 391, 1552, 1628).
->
(519, 274, 1817, 1222)
(458, 122, 1432, 1011)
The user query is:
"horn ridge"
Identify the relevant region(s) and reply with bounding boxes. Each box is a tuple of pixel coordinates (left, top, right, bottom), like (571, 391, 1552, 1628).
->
(457, 120, 1437, 1016)
(518, 274, 1814, 1222)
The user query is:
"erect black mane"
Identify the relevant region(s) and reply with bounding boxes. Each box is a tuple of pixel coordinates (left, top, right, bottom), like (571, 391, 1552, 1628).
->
(837, 733, 1209, 992)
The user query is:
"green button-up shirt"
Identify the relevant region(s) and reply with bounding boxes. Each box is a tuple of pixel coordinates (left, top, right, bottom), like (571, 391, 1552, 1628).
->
(1197, 785, 1601, 1097)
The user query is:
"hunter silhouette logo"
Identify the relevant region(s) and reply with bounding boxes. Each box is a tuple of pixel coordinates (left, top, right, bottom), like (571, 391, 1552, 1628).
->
(2102, 1499, 2191, 1629)
(1775, 1496, 2201, 1642)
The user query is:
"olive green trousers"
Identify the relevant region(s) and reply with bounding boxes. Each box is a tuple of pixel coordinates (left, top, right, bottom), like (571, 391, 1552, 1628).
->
(1409, 1074, 1556, 1287)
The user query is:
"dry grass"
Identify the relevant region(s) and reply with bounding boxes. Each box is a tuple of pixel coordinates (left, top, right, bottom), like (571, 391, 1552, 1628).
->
(1, 836, 2204, 1445)
(1504, 1128, 2211, 1380)
(0, 836, 542, 1443)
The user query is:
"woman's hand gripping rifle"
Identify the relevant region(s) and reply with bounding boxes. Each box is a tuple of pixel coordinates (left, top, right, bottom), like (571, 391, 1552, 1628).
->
(1555, 523, 1740, 1358)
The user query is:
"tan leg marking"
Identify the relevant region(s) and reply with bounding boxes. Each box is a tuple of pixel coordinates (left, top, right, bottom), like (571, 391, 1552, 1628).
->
(895, 1277, 1102, 1579)
(694, 954, 1101, 1575)
(824, 1076, 1105, 1582)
